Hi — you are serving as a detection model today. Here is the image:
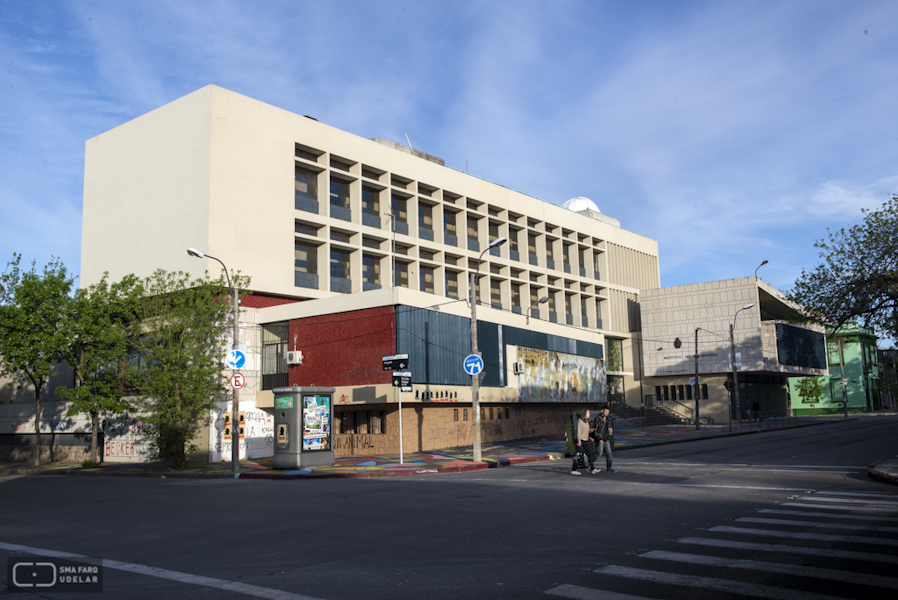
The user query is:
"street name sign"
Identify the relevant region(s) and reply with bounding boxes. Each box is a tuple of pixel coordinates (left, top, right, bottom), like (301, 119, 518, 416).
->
(382, 354, 409, 371)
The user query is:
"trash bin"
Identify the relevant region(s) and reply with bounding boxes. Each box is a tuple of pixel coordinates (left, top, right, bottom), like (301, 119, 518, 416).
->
(272, 386, 336, 469)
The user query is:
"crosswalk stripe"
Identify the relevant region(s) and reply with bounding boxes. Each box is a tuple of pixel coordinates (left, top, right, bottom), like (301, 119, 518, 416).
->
(709, 525, 898, 546)
(796, 496, 898, 507)
(738, 516, 898, 533)
(677, 536, 898, 564)
(758, 509, 898, 522)
(782, 502, 898, 513)
(640, 550, 898, 590)
(544, 583, 653, 600)
(814, 491, 898, 498)
(593, 565, 846, 600)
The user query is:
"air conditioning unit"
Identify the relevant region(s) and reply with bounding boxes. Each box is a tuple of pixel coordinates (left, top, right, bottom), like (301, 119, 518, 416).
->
(513, 361, 525, 375)
(287, 350, 304, 365)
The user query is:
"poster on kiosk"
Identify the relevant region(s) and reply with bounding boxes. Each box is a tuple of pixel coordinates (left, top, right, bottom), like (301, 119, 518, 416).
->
(271, 387, 335, 469)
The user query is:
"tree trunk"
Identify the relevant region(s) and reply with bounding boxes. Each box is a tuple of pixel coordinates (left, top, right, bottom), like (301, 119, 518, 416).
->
(34, 389, 42, 467)
(90, 409, 99, 464)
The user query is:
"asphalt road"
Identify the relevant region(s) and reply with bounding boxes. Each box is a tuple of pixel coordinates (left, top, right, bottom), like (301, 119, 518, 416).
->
(2, 416, 897, 600)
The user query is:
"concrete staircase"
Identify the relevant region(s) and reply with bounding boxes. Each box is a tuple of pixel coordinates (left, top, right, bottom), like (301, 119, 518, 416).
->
(610, 403, 688, 426)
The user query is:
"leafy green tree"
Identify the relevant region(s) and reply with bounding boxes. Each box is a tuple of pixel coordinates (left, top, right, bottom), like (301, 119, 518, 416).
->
(790, 195, 898, 342)
(795, 377, 827, 416)
(57, 273, 142, 464)
(0, 254, 73, 466)
(125, 269, 248, 468)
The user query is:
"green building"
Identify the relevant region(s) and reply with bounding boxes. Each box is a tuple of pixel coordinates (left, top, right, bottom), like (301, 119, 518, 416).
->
(788, 323, 880, 415)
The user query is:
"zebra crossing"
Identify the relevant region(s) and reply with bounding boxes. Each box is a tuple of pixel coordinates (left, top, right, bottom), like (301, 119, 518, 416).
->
(545, 489, 898, 600)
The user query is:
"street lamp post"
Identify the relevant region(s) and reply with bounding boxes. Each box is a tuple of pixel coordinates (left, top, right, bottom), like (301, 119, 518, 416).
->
(755, 260, 768, 279)
(470, 237, 506, 462)
(526, 296, 549, 325)
(187, 248, 240, 474)
(694, 328, 701, 431)
(730, 303, 755, 433)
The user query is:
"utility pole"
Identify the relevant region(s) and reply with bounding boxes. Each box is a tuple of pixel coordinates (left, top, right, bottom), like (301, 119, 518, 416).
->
(694, 328, 700, 430)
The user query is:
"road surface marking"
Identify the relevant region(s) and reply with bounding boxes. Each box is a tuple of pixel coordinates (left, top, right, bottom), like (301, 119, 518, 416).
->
(758, 509, 898, 522)
(709, 525, 898, 546)
(0, 541, 323, 600)
(782, 502, 898, 513)
(639, 550, 898, 590)
(677, 536, 898, 564)
(738, 516, 898, 533)
(544, 583, 652, 600)
(593, 565, 846, 600)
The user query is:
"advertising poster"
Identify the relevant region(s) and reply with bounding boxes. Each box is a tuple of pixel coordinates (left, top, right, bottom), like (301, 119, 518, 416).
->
(517, 347, 606, 403)
(302, 395, 331, 451)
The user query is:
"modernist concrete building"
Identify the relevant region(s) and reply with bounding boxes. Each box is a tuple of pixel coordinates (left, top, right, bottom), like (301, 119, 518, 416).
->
(640, 277, 828, 426)
(80, 85, 660, 460)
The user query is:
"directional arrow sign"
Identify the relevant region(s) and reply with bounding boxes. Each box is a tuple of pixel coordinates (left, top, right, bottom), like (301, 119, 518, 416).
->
(463, 354, 484, 376)
(383, 354, 409, 371)
(226, 350, 246, 369)
(392, 371, 412, 387)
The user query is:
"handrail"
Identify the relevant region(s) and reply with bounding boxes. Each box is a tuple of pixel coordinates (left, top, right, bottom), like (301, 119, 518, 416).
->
(644, 394, 693, 420)
(612, 417, 645, 431)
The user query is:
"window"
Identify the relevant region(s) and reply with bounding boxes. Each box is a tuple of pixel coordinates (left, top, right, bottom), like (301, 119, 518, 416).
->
(295, 221, 319, 236)
(446, 271, 459, 299)
(362, 186, 380, 216)
(509, 230, 519, 252)
(565, 294, 573, 317)
(701, 384, 708, 399)
(261, 322, 288, 390)
(391, 195, 407, 223)
(512, 283, 521, 309)
(420, 249, 435, 261)
(363, 255, 380, 286)
(420, 265, 434, 293)
(295, 242, 317, 274)
(295, 167, 318, 209)
(329, 177, 350, 209)
(528, 233, 538, 256)
(463, 408, 468, 421)
(546, 240, 555, 262)
(445, 211, 457, 236)
(454, 409, 459, 422)
(362, 167, 381, 180)
(362, 237, 380, 249)
(330, 249, 350, 279)
(467, 216, 478, 241)
(330, 230, 351, 243)
(330, 157, 352, 172)
(395, 262, 409, 288)
(548, 294, 556, 313)
(678, 385, 685, 400)
(490, 279, 501, 307)
(419, 203, 433, 231)
(489, 222, 500, 244)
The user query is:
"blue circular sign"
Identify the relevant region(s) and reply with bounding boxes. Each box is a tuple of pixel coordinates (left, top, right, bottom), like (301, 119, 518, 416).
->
(463, 354, 484, 375)
(226, 350, 246, 369)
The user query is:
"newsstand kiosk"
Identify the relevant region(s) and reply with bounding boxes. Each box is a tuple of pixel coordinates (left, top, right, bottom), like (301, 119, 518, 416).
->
(272, 386, 336, 469)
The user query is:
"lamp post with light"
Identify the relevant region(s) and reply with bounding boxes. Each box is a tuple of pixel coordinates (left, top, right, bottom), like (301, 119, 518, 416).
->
(187, 248, 241, 474)
(755, 260, 768, 279)
(470, 236, 507, 462)
(526, 296, 549, 325)
(730, 303, 755, 433)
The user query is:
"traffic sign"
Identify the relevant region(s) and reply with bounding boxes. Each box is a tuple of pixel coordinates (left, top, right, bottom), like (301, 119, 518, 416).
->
(463, 354, 484, 375)
(226, 350, 246, 369)
(383, 354, 409, 371)
(392, 371, 412, 388)
(229, 372, 246, 390)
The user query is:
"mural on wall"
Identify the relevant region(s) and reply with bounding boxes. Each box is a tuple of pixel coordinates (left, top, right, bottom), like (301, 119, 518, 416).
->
(209, 400, 274, 463)
(517, 347, 606, 403)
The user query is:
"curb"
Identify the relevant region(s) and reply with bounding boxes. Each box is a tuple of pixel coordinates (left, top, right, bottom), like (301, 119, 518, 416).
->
(0, 419, 854, 480)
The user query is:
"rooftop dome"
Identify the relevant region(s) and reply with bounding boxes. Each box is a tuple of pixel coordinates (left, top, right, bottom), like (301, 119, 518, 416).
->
(562, 196, 600, 213)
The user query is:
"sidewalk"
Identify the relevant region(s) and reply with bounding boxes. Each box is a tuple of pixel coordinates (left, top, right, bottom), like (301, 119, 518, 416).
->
(4, 416, 879, 481)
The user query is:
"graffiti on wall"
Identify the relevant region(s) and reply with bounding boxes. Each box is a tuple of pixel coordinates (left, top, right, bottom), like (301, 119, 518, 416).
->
(208, 400, 274, 463)
(517, 347, 606, 403)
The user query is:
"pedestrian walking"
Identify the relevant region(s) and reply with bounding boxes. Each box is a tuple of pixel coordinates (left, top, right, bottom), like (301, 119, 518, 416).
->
(594, 406, 616, 473)
(571, 409, 600, 475)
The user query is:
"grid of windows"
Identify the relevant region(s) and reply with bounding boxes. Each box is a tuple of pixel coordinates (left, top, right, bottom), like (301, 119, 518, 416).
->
(292, 141, 655, 335)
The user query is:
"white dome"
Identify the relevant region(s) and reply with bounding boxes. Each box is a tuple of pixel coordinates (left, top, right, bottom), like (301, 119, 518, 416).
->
(562, 196, 600, 213)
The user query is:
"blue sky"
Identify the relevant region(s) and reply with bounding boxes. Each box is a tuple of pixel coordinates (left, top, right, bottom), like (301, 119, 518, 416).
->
(1, 0, 897, 295)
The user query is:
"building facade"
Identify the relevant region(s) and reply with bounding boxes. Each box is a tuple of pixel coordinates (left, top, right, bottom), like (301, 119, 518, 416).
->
(640, 278, 828, 425)
(787, 323, 881, 415)
(80, 85, 660, 459)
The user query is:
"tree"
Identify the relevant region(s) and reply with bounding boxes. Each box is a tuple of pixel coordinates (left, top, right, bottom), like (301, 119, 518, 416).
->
(57, 273, 142, 464)
(794, 376, 826, 416)
(0, 254, 73, 466)
(125, 269, 248, 468)
(790, 195, 898, 343)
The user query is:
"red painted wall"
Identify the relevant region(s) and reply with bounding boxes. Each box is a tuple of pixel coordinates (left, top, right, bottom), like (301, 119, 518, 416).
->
(287, 306, 396, 387)
(242, 294, 304, 309)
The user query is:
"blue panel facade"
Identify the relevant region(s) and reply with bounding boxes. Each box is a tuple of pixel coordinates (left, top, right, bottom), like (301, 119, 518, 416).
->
(395, 306, 604, 388)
